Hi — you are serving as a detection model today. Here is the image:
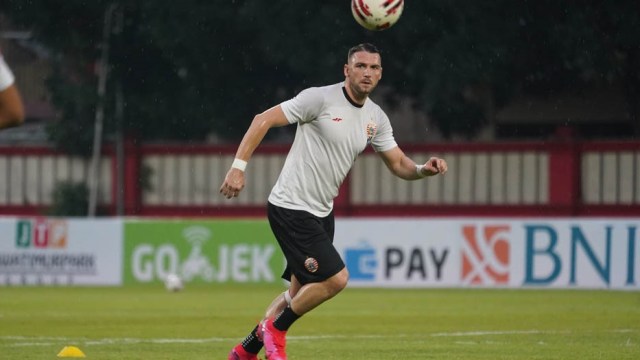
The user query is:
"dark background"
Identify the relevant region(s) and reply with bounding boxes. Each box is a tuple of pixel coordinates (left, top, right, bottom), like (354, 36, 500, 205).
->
(1, 0, 638, 155)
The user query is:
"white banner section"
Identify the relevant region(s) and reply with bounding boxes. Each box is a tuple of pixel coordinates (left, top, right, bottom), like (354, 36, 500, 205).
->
(335, 219, 640, 290)
(0, 218, 123, 286)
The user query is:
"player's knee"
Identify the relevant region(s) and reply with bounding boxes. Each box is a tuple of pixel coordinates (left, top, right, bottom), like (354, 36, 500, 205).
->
(326, 268, 349, 296)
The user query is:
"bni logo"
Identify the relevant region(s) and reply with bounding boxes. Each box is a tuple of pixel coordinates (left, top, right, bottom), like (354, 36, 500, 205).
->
(344, 241, 377, 281)
(461, 225, 510, 285)
(16, 218, 68, 249)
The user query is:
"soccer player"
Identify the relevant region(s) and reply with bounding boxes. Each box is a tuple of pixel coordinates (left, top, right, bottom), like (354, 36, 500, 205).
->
(220, 43, 447, 360)
(0, 51, 24, 130)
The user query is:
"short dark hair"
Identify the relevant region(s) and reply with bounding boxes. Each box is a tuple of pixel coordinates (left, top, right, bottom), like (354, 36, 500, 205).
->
(347, 43, 381, 63)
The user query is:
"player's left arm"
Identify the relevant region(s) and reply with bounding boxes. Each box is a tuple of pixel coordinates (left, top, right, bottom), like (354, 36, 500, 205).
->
(0, 84, 25, 130)
(378, 146, 447, 180)
(0, 54, 24, 130)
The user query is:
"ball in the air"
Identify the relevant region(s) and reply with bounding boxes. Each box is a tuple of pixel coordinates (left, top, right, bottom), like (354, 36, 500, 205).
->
(351, 0, 404, 31)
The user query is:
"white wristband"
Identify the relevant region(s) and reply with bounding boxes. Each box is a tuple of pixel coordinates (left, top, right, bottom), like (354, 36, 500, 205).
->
(231, 158, 247, 172)
(416, 164, 427, 178)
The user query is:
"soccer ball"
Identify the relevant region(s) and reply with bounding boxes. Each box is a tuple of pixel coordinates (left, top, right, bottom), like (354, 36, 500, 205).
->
(351, 0, 404, 31)
(164, 274, 184, 292)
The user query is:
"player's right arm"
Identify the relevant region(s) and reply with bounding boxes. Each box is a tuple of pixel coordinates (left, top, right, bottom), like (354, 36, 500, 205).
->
(0, 55, 25, 130)
(219, 105, 290, 199)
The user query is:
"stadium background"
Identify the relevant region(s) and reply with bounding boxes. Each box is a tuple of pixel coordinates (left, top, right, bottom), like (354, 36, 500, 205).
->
(0, 0, 638, 286)
(0, 2, 638, 359)
(0, 1, 640, 289)
(0, 1, 638, 218)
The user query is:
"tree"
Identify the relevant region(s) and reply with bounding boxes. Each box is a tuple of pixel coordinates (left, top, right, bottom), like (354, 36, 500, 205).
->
(3, 0, 638, 148)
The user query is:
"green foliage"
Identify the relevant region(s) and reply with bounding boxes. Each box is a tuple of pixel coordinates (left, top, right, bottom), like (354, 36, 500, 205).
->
(431, 95, 486, 139)
(44, 65, 98, 156)
(48, 181, 89, 216)
(3, 0, 639, 144)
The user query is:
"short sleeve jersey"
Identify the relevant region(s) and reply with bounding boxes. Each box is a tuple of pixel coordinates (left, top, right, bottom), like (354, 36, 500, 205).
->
(268, 82, 398, 217)
(0, 55, 15, 91)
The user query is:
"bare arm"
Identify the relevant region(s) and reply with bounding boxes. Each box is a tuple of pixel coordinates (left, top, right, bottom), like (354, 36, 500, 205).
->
(0, 84, 25, 130)
(219, 105, 290, 199)
(378, 146, 447, 180)
(0, 53, 24, 130)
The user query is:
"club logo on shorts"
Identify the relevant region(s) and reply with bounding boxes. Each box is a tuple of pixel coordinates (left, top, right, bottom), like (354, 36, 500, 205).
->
(304, 257, 319, 273)
(366, 122, 377, 144)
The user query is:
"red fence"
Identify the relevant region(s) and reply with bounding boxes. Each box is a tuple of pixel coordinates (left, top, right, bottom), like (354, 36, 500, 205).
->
(0, 140, 638, 217)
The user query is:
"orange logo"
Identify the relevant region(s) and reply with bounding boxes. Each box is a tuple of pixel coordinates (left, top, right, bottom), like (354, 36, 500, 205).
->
(16, 218, 68, 249)
(461, 225, 510, 285)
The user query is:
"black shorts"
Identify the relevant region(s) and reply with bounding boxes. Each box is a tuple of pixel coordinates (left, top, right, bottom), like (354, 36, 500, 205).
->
(267, 202, 345, 286)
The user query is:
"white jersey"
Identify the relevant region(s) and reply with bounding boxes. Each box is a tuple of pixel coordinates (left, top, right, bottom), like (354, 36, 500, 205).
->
(0, 55, 15, 91)
(268, 82, 397, 217)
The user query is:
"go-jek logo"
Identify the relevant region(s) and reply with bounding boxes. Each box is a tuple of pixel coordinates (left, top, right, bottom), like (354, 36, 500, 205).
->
(461, 225, 510, 285)
(131, 225, 276, 283)
(16, 218, 68, 249)
(132, 226, 216, 282)
(344, 241, 377, 281)
(180, 226, 215, 281)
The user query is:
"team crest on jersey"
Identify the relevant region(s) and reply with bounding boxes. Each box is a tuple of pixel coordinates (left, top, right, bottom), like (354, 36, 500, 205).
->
(366, 123, 377, 144)
(304, 257, 319, 273)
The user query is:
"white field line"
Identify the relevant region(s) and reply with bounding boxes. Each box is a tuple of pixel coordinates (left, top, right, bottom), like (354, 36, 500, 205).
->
(1, 329, 637, 347)
(431, 330, 548, 337)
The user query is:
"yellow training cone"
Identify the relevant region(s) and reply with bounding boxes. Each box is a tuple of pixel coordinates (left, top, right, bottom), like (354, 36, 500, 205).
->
(57, 346, 86, 358)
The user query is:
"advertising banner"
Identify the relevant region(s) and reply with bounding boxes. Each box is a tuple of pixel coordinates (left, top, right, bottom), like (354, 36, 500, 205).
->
(123, 220, 285, 285)
(0, 217, 123, 286)
(335, 219, 458, 287)
(335, 219, 640, 290)
(2, 217, 636, 289)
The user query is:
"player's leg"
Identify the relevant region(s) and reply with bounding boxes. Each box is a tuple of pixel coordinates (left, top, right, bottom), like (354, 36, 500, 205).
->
(264, 267, 348, 336)
(261, 269, 348, 360)
(265, 275, 301, 319)
(231, 203, 343, 359)
(228, 276, 302, 359)
(228, 257, 304, 358)
(261, 205, 346, 359)
(286, 207, 345, 315)
(289, 267, 348, 314)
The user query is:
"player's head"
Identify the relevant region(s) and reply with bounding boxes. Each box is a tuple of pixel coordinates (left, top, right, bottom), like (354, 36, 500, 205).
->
(346, 43, 382, 65)
(344, 43, 383, 100)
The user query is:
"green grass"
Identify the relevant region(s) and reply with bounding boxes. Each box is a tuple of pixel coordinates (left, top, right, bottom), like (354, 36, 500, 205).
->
(0, 285, 639, 359)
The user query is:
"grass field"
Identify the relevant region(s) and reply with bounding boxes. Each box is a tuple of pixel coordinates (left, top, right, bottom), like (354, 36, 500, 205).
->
(0, 285, 638, 359)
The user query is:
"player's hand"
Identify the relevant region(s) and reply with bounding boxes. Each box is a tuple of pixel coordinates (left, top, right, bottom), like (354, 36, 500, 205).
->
(219, 168, 245, 199)
(422, 157, 447, 176)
